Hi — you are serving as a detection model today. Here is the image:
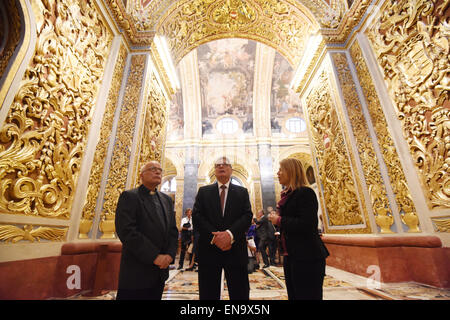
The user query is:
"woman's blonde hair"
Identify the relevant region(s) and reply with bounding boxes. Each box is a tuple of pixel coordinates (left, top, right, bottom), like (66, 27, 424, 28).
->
(280, 158, 308, 190)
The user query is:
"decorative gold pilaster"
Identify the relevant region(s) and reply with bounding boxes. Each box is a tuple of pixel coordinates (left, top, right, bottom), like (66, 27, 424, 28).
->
(350, 41, 421, 233)
(331, 52, 392, 233)
(253, 181, 262, 214)
(0, 0, 112, 220)
(175, 179, 184, 227)
(366, 0, 449, 210)
(134, 72, 169, 186)
(305, 68, 370, 233)
(78, 43, 128, 239)
(99, 54, 147, 238)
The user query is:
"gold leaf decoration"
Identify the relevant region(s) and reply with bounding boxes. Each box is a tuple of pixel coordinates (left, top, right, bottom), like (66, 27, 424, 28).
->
(157, 0, 317, 66)
(350, 41, 421, 233)
(367, 0, 449, 209)
(0, 0, 112, 218)
(331, 52, 391, 233)
(0, 224, 68, 243)
(100, 54, 147, 226)
(431, 216, 450, 232)
(305, 70, 368, 232)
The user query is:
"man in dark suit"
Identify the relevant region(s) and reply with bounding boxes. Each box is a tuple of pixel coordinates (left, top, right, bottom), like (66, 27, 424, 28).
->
(192, 157, 253, 300)
(255, 209, 276, 268)
(115, 161, 178, 300)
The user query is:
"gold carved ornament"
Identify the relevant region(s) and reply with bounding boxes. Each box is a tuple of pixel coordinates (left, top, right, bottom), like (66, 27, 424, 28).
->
(134, 72, 169, 188)
(367, 0, 449, 210)
(157, 0, 317, 66)
(306, 71, 366, 231)
(431, 216, 450, 232)
(0, 224, 68, 243)
(78, 43, 128, 239)
(350, 41, 421, 232)
(99, 54, 147, 238)
(0, 0, 111, 219)
(331, 52, 394, 233)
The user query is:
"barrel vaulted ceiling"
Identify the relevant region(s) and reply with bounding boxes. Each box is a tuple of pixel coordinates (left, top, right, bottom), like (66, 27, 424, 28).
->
(103, 0, 368, 143)
(106, 0, 368, 65)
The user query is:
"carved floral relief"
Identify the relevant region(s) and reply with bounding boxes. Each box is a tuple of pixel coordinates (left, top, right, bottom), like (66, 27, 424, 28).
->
(0, 0, 112, 220)
(305, 70, 367, 231)
(367, 0, 449, 210)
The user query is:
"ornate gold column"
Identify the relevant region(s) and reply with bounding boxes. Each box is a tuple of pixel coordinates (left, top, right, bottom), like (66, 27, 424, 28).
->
(347, 40, 421, 233)
(97, 54, 148, 239)
(302, 60, 372, 234)
(0, 0, 112, 259)
(362, 0, 449, 240)
(76, 40, 128, 240)
(329, 51, 417, 233)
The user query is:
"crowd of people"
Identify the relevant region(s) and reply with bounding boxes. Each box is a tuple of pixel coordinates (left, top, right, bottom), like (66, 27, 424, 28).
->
(115, 156, 329, 300)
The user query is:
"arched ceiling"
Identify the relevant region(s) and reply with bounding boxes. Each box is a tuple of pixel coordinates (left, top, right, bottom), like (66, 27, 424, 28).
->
(155, 0, 319, 66)
(107, 0, 368, 65)
(166, 38, 310, 143)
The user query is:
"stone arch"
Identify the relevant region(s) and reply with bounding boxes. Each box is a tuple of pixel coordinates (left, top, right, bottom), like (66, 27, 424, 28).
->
(155, 0, 321, 67)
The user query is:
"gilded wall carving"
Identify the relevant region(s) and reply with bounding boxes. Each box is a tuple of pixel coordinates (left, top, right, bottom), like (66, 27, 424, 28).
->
(78, 43, 128, 239)
(134, 72, 168, 187)
(157, 0, 317, 66)
(332, 52, 392, 233)
(0, 0, 112, 219)
(306, 70, 368, 232)
(99, 54, 146, 238)
(350, 41, 421, 232)
(367, 0, 449, 210)
(0, 224, 67, 243)
(430, 216, 450, 232)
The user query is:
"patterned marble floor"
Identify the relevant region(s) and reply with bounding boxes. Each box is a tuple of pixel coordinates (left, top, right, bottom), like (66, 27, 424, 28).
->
(64, 265, 450, 300)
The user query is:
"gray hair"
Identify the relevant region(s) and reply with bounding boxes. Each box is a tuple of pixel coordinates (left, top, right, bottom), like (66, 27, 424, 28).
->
(214, 156, 232, 167)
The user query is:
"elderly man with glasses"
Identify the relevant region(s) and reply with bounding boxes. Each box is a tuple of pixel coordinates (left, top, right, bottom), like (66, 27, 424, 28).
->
(115, 161, 178, 300)
(192, 156, 253, 300)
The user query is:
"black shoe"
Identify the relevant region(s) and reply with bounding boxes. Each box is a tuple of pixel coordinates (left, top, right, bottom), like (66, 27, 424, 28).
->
(263, 264, 270, 268)
(177, 266, 183, 270)
(186, 266, 194, 271)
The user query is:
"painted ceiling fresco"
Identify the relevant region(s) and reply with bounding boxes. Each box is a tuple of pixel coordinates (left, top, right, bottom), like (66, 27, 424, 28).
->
(167, 38, 308, 141)
(198, 38, 256, 136)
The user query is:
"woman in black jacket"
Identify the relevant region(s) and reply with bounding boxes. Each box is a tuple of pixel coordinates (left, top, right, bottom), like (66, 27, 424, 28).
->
(269, 158, 329, 300)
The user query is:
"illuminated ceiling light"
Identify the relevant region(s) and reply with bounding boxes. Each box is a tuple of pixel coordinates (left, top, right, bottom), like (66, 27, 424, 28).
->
(154, 35, 180, 90)
(289, 34, 323, 90)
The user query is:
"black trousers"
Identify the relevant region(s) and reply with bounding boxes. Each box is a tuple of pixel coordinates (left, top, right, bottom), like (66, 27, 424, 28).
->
(259, 238, 276, 265)
(178, 239, 191, 268)
(198, 263, 249, 300)
(116, 280, 165, 300)
(283, 256, 326, 300)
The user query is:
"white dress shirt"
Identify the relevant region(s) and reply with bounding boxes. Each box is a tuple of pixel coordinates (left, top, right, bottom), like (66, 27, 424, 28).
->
(180, 216, 193, 230)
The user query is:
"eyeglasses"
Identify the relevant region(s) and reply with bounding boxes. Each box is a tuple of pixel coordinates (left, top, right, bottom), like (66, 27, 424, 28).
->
(143, 167, 163, 174)
(215, 163, 231, 168)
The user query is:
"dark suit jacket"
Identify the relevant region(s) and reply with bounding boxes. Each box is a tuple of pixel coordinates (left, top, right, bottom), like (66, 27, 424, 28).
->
(115, 185, 178, 289)
(192, 182, 253, 266)
(255, 214, 275, 241)
(279, 186, 329, 261)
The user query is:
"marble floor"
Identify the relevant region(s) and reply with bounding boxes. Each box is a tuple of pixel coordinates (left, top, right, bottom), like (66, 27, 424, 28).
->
(65, 264, 450, 300)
